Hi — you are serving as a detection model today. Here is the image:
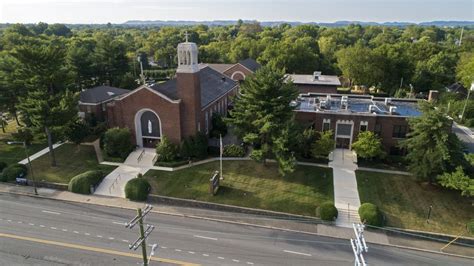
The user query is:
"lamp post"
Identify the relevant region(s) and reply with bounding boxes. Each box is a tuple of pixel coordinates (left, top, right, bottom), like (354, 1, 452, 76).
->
(7, 141, 38, 195)
(460, 82, 474, 121)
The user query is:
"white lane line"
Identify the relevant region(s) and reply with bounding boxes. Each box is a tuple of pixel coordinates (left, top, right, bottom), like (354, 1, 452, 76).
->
(175, 249, 182, 252)
(97, 235, 103, 238)
(218, 257, 225, 260)
(50, 227, 57, 230)
(7, 220, 12, 222)
(188, 251, 195, 254)
(232, 259, 240, 262)
(17, 221, 22, 224)
(247, 262, 254, 265)
(202, 254, 209, 257)
(122, 239, 129, 243)
(28, 223, 35, 226)
(283, 250, 312, 257)
(39, 225, 45, 228)
(113, 221, 127, 225)
(42, 210, 61, 215)
(108, 237, 114, 240)
(160, 246, 167, 249)
(193, 235, 218, 241)
(62, 229, 68, 232)
(84, 233, 90, 236)
(73, 231, 79, 234)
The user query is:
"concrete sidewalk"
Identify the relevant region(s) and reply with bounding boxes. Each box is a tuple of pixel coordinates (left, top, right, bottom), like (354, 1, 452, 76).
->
(1, 182, 472, 258)
(18, 142, 64, 165)
(329, 149, 361, 227)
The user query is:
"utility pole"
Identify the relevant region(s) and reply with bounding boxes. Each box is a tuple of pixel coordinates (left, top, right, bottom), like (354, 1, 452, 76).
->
(126, 205, 156, 266)
(7, 141, 37, 195)
(350, 223, 368, 266)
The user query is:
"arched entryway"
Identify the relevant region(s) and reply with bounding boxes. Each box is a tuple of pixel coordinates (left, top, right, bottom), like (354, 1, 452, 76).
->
(134, 109, 162, 148)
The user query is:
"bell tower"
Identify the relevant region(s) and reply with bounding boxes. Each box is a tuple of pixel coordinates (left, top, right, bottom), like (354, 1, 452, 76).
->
(176, 33, 201, 138)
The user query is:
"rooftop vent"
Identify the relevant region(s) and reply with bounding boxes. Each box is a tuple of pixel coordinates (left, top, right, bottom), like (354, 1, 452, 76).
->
(106, 91, 115, 96)
(313, 71, 322, 80)
(389, 106, 398, 114)
(369, 104, 377, 113)
(385, 98, 392, 105)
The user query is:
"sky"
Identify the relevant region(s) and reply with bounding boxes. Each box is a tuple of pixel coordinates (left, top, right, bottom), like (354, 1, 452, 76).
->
(0, 0, 472, 24)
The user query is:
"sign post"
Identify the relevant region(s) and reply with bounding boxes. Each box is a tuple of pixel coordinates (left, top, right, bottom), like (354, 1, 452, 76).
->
(219, 134, 223, 180)
(209, 171, 220, 196)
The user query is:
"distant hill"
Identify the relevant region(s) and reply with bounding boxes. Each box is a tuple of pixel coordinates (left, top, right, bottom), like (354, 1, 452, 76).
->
(123, 20, 474, 28)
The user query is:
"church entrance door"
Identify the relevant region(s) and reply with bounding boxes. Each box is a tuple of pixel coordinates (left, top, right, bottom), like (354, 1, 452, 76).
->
(135, 109, 162, 148)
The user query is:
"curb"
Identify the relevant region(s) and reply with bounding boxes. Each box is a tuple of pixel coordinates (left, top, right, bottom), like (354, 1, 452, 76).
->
(0, 188, 472, 260)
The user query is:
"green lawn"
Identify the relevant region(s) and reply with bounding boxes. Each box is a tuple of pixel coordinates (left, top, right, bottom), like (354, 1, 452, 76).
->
(356, 170, 474, 236)
(144, 161, 333, 217)
(30, 144, 116, 184)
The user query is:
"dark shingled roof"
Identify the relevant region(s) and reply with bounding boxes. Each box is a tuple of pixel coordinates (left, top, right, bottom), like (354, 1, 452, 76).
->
(239, 58, 261, 72)
(149, 66, 237, 108)
(80, 86, 130, 104)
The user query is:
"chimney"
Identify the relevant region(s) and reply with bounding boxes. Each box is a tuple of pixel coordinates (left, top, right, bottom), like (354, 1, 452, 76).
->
(428, 90, 439, 102)
(313, 71, 322, 80)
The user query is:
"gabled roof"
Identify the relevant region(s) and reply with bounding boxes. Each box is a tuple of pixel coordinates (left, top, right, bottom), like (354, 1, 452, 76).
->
(446, 82, 467, 96)
(202, 63, 235, 74)
(238, 58, 261, 72)
(79, 86, 130, 104)
(149, 66, 237, 108)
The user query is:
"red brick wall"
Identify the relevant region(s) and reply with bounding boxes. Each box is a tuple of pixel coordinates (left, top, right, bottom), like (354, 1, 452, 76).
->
(107, 87, 182, 145)
(295, 84, 338, 94)
(177, 72, 201, 139)
(295, 111, 409, 152)
(79, 104, 104, 121)
(224, 64, 254, 81)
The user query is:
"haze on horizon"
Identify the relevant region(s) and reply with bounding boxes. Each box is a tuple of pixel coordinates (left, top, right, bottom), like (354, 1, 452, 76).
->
(0, 0, 472, 24)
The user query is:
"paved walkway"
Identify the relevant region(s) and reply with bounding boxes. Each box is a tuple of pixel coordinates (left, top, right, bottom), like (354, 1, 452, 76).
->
(94, 148, 156, 198)
(18, 142, 64, 165)
(329, 149, 361, 227)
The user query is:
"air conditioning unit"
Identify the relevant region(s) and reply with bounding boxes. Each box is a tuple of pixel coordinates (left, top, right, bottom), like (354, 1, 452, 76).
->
(389, 106, 398, 114)
(369, 104, 377, 113)
(385, 98, 392, 105)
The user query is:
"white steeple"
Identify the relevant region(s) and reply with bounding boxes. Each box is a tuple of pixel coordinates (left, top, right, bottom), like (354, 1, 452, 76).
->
(177, 31, 199, 73)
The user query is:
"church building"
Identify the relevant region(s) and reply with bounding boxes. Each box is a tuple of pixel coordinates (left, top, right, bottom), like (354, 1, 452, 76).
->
(82, 40, 246, 148)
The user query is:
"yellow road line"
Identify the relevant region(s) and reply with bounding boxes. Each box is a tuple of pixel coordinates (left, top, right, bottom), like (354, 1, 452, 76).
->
(0, 232, 200, 266)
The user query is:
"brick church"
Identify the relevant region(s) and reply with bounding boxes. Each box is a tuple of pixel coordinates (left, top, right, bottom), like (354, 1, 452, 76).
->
(79, 40, 260, 148)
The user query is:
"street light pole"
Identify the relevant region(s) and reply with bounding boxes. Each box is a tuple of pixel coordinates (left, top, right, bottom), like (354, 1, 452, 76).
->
(460, 82, 474, 122)
(7, 141, 37, 195)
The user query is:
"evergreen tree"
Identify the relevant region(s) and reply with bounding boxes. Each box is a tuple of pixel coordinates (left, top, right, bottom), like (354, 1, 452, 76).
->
(399, 102, 467, 183)
(228, 66, 298, 175)
(12, 41, 77, 166)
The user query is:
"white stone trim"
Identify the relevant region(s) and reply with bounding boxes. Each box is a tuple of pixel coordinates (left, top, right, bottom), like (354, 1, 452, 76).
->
(134, 108, 163, 148)
(117, 85, 181, 104)
(231, 71, 246, 80)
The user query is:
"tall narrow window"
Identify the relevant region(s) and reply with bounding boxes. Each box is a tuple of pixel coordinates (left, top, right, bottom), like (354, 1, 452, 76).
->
(205, 111, 209, 134)
(392, 125, 407, 138)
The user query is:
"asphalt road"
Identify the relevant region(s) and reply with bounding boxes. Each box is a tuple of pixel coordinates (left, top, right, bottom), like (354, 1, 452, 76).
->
(0, 193, 472, 266)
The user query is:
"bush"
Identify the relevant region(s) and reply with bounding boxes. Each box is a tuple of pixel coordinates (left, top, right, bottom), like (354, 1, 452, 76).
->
(68, 170, 104, 194)
(103, 127, 134, 159)
(0, 162, 7, 172)
(210, 112, 228, 138)
(180, 133, 208, 159)
(223, 144, 246, 157)
(358, 203, 383, 226)
(156, 136, 178, 162)
(65, 120, 90, 145)
(319, 202, 338, 221)
(125, 175, 151, 201)
(0, 164, 28, 182)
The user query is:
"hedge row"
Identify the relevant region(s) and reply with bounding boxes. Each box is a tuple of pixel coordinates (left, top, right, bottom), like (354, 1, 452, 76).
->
(319, 202, 338, 221)
(358, 203, 384, 226)
(125, 175, 151, 201)
(68, 170, 105, 195)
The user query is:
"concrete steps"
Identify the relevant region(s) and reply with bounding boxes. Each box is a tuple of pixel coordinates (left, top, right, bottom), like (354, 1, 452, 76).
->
(336, 208, 361, 228)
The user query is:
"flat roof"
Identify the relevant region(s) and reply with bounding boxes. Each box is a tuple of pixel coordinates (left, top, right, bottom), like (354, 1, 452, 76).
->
(286, 74, 341, 86)
(294, 93, 421, 117)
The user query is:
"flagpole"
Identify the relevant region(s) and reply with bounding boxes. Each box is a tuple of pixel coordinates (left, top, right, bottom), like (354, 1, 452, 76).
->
(220, 134, 223, 180)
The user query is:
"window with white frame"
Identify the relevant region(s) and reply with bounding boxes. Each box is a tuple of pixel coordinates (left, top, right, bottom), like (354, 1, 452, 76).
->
(359, 121, 368, 132)
(322, 119, 331, 131)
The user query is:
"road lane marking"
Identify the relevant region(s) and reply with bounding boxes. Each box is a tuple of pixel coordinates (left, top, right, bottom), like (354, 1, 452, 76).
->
(97, 235, 103, 238)
(193, 235, 218, 241)
(113, 221, 127, 225)
(175, 249, 182, 252)
(122, 239, 129, 243)
(232, 259, 240, 262)
(202, 254, 209, 257)
(7, 220, 12, 222)
(42, 210, 61, 215)
(283, 250, 312, 257)
(29, 223, 35, 226)
(40, 225, 45, 228)
(84, 233, 90, 236)
(74, 231, 79, 234)
(62, 229, 68, 232)
(0, 232, 200, 266)
(50, 227, 57, 230)
(247, 262, 254, 265)
(161, 246, 167, 249)
(218, 257, 225, 260)
(17, 221, 22, 224)
(188, 251, 195, 254)
(108, 237, 114, 240)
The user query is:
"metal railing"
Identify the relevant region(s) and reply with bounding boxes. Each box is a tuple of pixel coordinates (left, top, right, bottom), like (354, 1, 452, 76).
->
(137, 149, 146, 163)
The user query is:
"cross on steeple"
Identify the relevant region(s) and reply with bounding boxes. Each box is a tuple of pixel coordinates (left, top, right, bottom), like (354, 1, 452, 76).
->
(184, 31, 189, 42)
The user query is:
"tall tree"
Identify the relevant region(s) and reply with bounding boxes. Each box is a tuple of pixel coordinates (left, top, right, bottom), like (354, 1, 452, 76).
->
(12, 41, 78, 166)
(351, 131, 385, 160)
(93, 32, 129, 86)
(228, 66, 298, 175)
(399, 102, 467, 183)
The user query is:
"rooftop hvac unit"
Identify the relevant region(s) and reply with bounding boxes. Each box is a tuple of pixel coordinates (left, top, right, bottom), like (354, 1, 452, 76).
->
(389, 106, 398, 114)
(385, 98, 392, 105)
(369, 104, 377, 113)
(313, 71, 322, 80)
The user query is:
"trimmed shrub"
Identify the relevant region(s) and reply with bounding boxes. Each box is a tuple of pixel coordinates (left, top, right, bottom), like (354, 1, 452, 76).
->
(358, 203, 384, 226)
(0, 162, 7, 172)
(319, 202, 338, 221)
(180, 133, 208, 159)
(223, 144, 245, 157)
(125, 175, 151, 201)
(156, 136, 178, 162)
(68, 170, 104, 195)
(103, 127, 134, 159)
(0, 164, 27, 182)
(65, 120, 90, 145)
